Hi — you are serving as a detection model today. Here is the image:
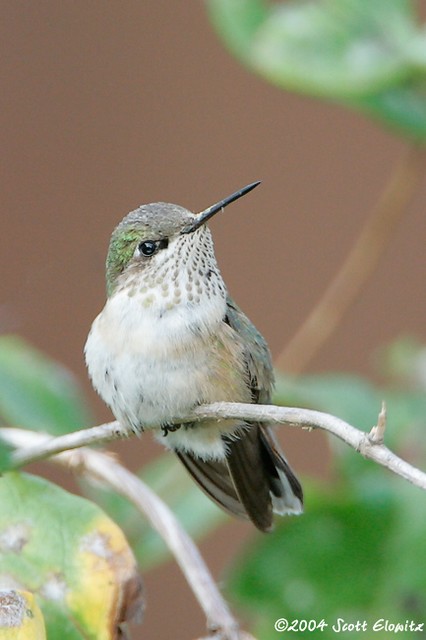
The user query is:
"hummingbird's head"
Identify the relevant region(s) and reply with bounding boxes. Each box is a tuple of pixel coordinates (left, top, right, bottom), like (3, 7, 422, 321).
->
(105, 181, 260, 297)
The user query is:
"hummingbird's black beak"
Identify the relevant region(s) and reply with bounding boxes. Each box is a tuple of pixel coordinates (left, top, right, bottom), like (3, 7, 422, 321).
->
(181, 181, 261, 234)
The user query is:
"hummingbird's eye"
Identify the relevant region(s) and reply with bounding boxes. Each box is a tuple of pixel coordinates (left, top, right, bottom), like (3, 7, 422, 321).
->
(136, 238, 169, 258)
(138, 240, 159, 257)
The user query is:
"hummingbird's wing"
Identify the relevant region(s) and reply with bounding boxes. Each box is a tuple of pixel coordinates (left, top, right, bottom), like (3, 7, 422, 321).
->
(222, 297, 303, 530)
(177, 296, 274, 529)
(224, 296, 274, 404)
(177, 297, 303, 532)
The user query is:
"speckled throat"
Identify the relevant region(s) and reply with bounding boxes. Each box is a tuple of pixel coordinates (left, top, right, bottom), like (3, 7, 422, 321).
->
(116, 226, 227, 319)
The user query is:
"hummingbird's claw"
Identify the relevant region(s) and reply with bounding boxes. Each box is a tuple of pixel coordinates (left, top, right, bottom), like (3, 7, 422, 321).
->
(161, 423, 182, 437)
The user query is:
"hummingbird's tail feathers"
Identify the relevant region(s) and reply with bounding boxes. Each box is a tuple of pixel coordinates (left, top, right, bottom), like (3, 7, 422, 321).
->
(224, 425, 303, 530)
(175, 451, 248, 520)
(258, 427, 304, 516)
(224, 427, 274, 532)
(176, 425, 303, 533)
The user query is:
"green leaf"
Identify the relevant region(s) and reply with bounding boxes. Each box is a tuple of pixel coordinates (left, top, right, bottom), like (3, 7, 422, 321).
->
(207, 0, 267, 59)
(0, 438, 14, 472)
(228, 484, 396, 615)
(354, 78, 426, 139)
(375, 483, 426, 617)
(207, 0, 426, 139)
(0, 472, 142, 640)
(0, 336, 91, 434)
(253, 0, 416, 97)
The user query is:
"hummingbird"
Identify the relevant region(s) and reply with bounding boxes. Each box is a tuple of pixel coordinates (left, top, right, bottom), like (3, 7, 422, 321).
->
(85, 182, 303, 532)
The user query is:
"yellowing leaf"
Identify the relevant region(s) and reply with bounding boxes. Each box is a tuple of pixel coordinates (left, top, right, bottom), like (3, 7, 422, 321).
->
(0, 590, 46, 640)
(68, 518, 143, 638)
(0, 473, 143, 640)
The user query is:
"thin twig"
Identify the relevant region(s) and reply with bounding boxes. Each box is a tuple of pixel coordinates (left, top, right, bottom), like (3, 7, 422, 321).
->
(277, 145, 426, 374)
(369, 401, 387, 444)
(4, 400, 426, 490)
(2, 428, 241, 640)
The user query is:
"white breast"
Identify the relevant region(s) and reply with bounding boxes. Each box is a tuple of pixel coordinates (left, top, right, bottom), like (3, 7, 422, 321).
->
(84, 287, 227, 431)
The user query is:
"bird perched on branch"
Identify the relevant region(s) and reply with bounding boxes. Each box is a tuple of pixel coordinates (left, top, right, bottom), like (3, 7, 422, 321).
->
(85, 182, 303, 531)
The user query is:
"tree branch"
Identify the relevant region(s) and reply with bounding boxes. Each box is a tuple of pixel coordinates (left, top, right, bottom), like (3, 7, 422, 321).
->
(4, 401, 426, 490)
(1, 428, 243, 640)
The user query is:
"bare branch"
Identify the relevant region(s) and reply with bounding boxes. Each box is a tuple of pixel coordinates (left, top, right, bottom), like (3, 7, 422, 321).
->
(10, 421, 123, 467)
(2, 428, 241, 640)
(4, 400, 426, 491)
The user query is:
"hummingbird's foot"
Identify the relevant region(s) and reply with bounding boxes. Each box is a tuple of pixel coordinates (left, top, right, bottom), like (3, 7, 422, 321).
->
(161, 423, 182, 437)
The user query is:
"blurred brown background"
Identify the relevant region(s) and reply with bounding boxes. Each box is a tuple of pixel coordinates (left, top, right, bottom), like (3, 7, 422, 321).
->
(1, 3, 425, 638)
